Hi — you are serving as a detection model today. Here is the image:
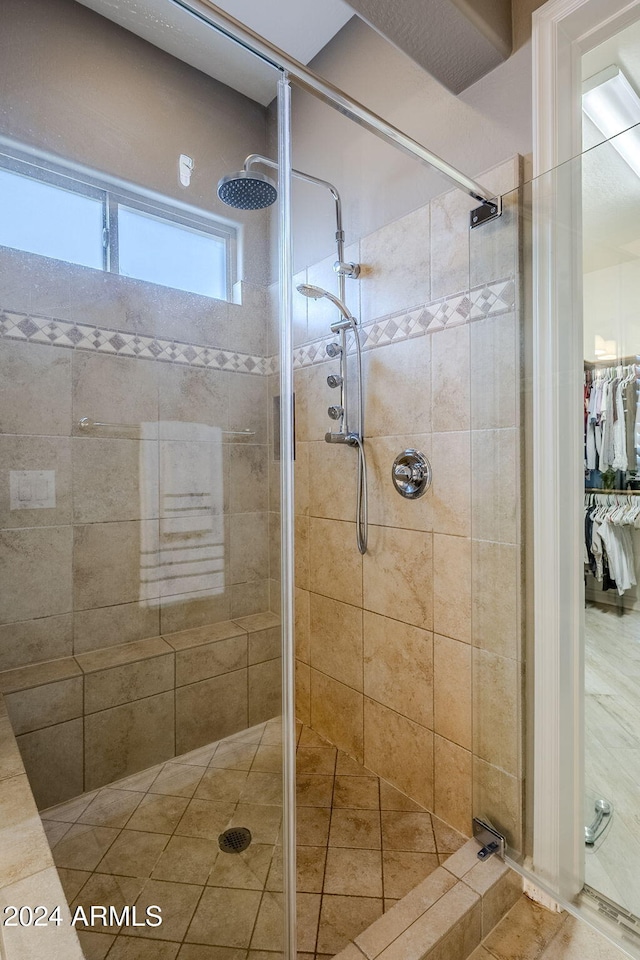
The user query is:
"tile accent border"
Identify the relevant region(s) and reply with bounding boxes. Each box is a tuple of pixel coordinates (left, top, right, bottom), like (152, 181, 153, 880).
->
(1, 277, 514, 378)
(0, 307, 274, 376)
(292, 277, 516, 370)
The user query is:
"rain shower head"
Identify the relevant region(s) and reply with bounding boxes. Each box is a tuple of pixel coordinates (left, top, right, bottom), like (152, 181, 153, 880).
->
(217, 170, 277, 210)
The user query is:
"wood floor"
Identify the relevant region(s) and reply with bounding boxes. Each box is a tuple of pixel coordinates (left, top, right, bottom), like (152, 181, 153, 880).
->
(585, 603, 640, 918)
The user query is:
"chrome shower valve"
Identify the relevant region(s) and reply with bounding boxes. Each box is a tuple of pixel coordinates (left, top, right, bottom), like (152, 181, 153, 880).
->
(328, 405, 344, 420)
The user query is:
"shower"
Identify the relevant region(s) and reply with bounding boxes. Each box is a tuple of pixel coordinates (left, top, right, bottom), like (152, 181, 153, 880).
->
(297, 283, 368, 555)
(218, 155, 368, 554)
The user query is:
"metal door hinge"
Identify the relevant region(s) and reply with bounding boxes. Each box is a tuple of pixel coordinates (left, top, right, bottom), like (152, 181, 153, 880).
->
(473, 817, 506, 861)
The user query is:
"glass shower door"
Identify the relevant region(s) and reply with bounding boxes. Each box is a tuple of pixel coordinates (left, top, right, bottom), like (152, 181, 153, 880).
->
(0, 3, 295, 957)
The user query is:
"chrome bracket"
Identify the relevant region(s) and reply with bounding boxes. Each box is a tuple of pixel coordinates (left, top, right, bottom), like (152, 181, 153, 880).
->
(473, 817, 506, 861)
(470, 197, 502, 229)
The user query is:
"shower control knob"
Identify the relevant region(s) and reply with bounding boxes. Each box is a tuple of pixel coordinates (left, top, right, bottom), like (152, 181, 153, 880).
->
(328, 405, 343, 421)
(391, 449, 432, 499)
(326, 342, 342, 358)
(327, 374, 343, 388)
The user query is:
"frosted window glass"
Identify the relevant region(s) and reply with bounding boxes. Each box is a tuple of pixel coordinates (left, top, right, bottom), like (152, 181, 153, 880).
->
(0, 168, 103, 269)
(118, 206, 226, 299)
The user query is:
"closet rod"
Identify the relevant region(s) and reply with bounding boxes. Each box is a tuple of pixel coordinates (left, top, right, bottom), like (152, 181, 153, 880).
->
(585, 488, 640, 495)
(585, 356, 640, 368)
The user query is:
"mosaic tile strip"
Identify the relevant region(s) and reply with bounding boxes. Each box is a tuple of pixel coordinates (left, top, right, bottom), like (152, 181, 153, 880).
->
(292, 277, 516, 369)
(0, 277, 515, 377)
(0, 308, 270, 376)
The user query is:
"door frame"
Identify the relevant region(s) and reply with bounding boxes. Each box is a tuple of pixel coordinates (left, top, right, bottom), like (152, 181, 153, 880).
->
(531, 0, 640, 900)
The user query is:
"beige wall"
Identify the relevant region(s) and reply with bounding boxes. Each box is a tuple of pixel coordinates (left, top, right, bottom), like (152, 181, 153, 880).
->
(512, 0, 547, 50)
(293, 157, 525, 850)
(0, 0, 272, 286)
(289, 16, 532, 270)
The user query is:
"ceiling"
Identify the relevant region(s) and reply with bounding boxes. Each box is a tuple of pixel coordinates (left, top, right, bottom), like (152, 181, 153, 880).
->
(74, 0, 354, 105)
(581, 19, 640, 274)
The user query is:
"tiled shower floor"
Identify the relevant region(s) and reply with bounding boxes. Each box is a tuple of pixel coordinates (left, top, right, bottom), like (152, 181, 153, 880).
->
(41, 719, 466, 960)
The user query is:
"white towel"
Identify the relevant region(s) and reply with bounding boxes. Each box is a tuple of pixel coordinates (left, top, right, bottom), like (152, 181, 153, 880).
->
(140, 422, 224, 605)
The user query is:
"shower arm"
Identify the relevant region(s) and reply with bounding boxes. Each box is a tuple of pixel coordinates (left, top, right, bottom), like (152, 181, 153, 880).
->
(243, 154, 346, 299)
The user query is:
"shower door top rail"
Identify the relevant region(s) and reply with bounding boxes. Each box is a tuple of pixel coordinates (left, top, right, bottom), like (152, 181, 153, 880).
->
(170, 0, 496, 206)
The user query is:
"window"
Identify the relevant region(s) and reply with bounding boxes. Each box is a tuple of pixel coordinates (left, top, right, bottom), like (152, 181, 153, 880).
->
(0, 152, 235, 300)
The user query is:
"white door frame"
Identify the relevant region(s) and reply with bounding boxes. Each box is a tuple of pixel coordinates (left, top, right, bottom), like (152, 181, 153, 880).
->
(531, 0, 640, 899)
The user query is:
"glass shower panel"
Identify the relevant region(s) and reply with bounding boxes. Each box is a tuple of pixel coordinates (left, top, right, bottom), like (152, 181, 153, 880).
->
(289, 80, 482, 954)
(467, 167, 524, 863)
(0, 2, 293, 956)
(581, 123, 640, 922)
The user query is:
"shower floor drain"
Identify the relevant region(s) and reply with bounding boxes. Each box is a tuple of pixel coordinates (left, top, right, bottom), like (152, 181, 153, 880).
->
(218, 827, 252, 853)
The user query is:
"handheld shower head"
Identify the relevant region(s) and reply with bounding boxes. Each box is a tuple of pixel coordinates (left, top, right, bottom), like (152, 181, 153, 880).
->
(217, 170, 277, 210)
(296, 283, 356, 329)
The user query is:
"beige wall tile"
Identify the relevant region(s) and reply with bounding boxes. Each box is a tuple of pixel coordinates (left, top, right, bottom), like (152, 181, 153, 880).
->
(230, 513, 269, 584)
(0, 436, 71, 528)
(85, 691, 175, 790)
(176, 670, 247, 754)
(471, 428, 519, 544)
(309, 518, 362, 606)
(433, 534, 471, 643)
(469, 190, 518, 290)
(0, 526, 72, 624)
(363, 525, 432, 630)
(296, 660, 311, 726)
(160, 589, 231, 634)
(0, 773, 59, 885)
(295, 515, 310, 590)
(176, 634, 247, 686)
(473, 649, 520, 777)
(430, 188, 472, 300)
(72, 437, 158, 523)
(363, 611, 433, 728)
(363, 337, 431, 438)
(269, 510, 281, 584)
(248, 626, 280, 665)
(249, 658, 281, 725)
(367, 434, 432, 532)
(294, 440, 309, 517)
(72, 352, 158, 440)
(157, 363, 227, 438)
(472, 540, 520, 659)
(295, 588, 310, 664)
(231, 581, 269, 620)
(227, 444, 269, 514)
(0, 341, 71, 436)
(431, 324, 470, 433)
(434, 735, 472, 837)
(311, 669, 363, 762)
(308, 440, 357, 522)
(430, 431, 471, 537)
(5, 677, 83, 735)
(85, 654, 174, 713)
(74, 601, 159, 655)
(0, 615, 73, 670)
(470, 313, 518, 431)
(296, 362, 335, 443)
(310, 594, 363, 692)
(433, 635, 471, 750)
(472, 758, 522, 852)
(364, 698, 433, 810)
(228, 373, 269, 445)
(360, 206, 430, 322)
(541, 912, 631, 960)
(73, 520, 159, 610)
(0, 657, 80, 693)
(18, 719, 84, 809)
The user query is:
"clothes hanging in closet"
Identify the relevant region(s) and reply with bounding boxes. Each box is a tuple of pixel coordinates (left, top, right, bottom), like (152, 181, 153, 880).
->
(584, 364, 640, 477)
(584, 493, 638, 596)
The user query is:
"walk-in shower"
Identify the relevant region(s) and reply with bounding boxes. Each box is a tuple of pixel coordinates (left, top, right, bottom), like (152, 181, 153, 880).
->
(218, 154, 368, 553)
